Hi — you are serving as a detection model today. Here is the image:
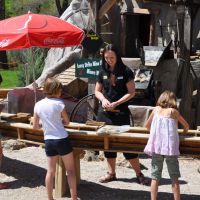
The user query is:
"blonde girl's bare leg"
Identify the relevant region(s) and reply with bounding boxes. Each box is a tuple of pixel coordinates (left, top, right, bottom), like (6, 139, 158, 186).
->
(172, 178, 180, 200)
(46, 155, 58, 200)
(151, 179, 159, 200)
(61, 152, 77, 200)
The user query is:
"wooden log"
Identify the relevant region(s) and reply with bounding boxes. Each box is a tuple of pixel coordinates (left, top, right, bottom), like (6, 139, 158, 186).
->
(99, 0, 117, 19)
(18, 139, 44, 147)
(65, 122, 100, 131)
(25, 134, 44, 142)
(0, 121, 200, 155)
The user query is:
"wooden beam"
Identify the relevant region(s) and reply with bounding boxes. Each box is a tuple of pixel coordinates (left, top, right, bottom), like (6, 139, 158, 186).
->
(133, 8, 150, 14)
(99, 0, 117, 19)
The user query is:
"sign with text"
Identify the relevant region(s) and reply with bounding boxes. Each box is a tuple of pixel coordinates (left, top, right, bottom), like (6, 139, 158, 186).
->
(75, 58, 102, 79)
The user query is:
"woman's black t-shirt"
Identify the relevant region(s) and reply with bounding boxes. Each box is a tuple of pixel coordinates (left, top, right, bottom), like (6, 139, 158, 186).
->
(97, 66, 134, 113)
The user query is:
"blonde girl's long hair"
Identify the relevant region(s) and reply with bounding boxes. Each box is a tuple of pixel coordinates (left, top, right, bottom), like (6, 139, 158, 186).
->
(156, 90, 177, 109)
(43, 77, 62, 98)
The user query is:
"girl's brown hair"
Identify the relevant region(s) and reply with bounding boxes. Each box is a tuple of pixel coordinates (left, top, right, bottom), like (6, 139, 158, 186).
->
(43, 77, 62, 97)
(156, 90, 177, 109)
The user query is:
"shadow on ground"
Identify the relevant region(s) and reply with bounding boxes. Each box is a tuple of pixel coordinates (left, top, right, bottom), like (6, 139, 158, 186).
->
(1, 156, 46, 189)
(73, 180, 200, 200)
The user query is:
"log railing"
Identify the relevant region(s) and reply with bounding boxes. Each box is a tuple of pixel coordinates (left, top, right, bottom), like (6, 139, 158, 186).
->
(0, 121, 200, 197)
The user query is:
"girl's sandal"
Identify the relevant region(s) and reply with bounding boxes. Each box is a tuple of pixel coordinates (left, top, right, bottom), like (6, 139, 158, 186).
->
(136, 173, 149, 186)
(99, 172, 117, 183)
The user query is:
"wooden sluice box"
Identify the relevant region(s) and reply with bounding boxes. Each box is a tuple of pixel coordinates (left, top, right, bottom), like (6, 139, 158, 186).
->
(0, 121, 200, 197)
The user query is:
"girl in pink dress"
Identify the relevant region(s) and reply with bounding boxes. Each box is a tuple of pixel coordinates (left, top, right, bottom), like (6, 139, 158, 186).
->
(144, 91, 189, 200)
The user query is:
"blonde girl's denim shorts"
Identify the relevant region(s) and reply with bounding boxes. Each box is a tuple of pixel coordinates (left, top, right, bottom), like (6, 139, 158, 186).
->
(151, 154, 181, 181)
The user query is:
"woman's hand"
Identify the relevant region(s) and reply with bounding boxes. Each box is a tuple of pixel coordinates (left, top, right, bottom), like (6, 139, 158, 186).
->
(109, 101, 119, 110)
(101, 98, 111, 109)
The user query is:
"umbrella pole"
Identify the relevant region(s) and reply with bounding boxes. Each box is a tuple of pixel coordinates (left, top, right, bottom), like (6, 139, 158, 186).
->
(30, 48, 37, 104)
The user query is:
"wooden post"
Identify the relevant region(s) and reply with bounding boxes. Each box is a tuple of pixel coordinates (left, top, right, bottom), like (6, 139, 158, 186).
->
(104, 136, 109, 150)
(176, 3, 193, 127)
(17, 128, 25, 139)
(54, 150, 82, 198)
(55, 157, 67, 198)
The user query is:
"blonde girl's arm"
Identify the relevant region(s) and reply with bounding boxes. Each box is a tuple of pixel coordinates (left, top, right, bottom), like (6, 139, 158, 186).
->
(61, 108, 70, 126)
(145, 109, 155, 130)
(32, 112, 41, 129)
(172, 109, 189, 133)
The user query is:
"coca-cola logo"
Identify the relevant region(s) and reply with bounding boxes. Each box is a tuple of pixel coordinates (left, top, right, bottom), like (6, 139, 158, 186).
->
(43, 37, 65, 45)
(0, 39, 10, 48)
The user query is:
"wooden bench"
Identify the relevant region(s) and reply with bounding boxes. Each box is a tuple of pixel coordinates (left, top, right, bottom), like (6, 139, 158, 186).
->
(0, 121, 200, 197)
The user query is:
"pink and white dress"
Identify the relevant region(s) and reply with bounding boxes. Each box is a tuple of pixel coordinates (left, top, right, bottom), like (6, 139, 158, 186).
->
(144, 109, 180, 156)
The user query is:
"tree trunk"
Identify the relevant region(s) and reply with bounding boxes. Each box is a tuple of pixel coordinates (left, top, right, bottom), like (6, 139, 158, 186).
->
(0, 0, 8, 69)
(55, 0, 69, 16)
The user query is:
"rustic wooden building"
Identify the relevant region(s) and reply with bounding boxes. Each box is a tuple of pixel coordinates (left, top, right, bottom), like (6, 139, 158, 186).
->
(85, 0, 200, 128)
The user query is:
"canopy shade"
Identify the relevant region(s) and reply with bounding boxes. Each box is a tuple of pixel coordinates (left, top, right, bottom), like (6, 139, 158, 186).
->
(0, 12, 84, 50)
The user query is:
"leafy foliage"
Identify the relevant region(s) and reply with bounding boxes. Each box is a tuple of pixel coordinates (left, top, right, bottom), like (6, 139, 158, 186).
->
(4, 0, 61, 86)
(5, 0, 58, 17)
(17, 48, 48, 87)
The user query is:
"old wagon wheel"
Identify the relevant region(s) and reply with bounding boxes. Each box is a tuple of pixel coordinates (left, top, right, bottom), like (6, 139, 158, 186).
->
(70, 93, 99, 123)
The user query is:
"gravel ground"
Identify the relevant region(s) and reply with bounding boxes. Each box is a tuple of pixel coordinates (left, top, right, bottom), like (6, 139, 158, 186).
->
(0, 139, 200, 200)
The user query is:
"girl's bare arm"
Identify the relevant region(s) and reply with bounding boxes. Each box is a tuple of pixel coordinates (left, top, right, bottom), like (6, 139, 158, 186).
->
(145, 109, 155, 130)
(32, 112, 41, 129)
(173, 109, 189, 132)
(61, 109, 70, 126)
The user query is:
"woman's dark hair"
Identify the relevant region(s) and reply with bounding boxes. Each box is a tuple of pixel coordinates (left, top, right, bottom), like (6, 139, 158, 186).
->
(101, 44, 126, 74)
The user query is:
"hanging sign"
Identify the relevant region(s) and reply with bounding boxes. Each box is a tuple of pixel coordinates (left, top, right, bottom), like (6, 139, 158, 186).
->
(81, 29, 103, 54)
(75, 58, 102, 79)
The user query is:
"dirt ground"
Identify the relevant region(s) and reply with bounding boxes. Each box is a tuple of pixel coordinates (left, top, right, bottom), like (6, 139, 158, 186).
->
(0, 139, 200, 200)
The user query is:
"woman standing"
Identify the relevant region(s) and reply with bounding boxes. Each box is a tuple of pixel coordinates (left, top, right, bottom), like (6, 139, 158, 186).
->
(95, 44, 148, 184)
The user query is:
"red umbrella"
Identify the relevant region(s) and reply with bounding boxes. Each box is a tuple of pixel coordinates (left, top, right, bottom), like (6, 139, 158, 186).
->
(0, 12, 84, 102)
(0, 12, 84, 50)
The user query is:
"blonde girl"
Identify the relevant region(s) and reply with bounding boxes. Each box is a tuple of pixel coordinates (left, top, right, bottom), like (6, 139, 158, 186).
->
(33, 78, 77, 200)
(144, 90, 189, 200)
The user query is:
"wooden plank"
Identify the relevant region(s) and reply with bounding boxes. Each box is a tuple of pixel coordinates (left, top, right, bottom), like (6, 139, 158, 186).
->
(133, 8, 150, 15)
(99, 0, 117, 19)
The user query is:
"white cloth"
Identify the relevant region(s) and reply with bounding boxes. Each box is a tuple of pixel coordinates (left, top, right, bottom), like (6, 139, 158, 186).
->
(144, 110, 180, 156)
(34, 97, 68, 140)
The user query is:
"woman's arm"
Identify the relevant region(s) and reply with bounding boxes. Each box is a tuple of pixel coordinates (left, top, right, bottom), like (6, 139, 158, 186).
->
(32, 112, 41, 129)
(110, 80, 135, 109)
(95, 81, 111, 108)
(61, 109, 70, 126)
